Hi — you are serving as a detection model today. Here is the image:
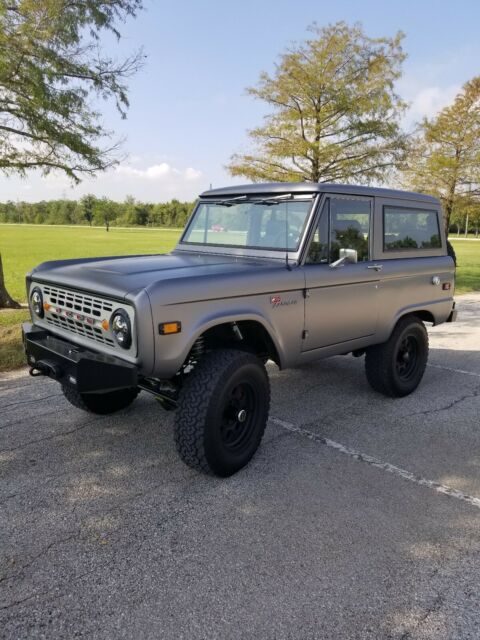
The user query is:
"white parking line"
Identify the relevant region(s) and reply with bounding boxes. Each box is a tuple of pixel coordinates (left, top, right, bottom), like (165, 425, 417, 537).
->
(270, 417, 480, 511)
(427, 363, 480, 378)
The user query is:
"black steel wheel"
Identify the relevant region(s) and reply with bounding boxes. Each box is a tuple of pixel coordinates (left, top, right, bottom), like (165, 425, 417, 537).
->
(174, 349, 270, 476)
(365, 316, 429, 397)
(220, 382, 257, 454)
(395, 335, 419, 382)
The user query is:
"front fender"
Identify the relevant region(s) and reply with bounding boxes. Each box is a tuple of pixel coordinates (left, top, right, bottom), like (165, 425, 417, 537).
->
(148, 300, 290, 379)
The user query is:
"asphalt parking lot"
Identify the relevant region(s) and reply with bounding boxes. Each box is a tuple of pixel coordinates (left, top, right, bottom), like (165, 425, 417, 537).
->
(1, 294, 480, 640)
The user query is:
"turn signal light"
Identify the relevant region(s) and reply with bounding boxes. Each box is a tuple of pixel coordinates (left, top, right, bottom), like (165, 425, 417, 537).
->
(43, 302, 51, 311)
(158, 321, 181, 335)
(101, 319, 109, 331)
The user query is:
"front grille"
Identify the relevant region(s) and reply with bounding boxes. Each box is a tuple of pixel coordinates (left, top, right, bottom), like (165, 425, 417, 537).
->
(38, 284, 133, 351)
(43, 285, 113, 317)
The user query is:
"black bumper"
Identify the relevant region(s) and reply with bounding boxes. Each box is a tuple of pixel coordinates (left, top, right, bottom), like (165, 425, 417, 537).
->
(22, 323, 138, 393)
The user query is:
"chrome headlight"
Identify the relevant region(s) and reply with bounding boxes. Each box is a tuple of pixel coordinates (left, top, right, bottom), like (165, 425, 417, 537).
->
(30, 287, 44, 318)
(111, 309, 132, 349)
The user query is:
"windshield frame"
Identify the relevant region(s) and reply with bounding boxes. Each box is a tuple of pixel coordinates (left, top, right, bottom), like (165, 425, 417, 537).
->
(177, 193, 320, 261)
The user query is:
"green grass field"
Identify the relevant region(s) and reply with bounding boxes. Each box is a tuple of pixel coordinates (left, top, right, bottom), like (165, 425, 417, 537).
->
(450, 239, 480, 293)
(0, 224, 182, 302)
(0, 225, 181, 370)
(0, 225, 478, 371)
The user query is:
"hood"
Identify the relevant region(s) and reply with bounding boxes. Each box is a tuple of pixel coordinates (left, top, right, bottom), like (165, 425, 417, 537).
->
(30, 251, 275, 300)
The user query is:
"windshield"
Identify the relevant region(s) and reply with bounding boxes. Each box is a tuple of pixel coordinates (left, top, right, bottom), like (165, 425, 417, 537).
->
(181, 196, 314, 251)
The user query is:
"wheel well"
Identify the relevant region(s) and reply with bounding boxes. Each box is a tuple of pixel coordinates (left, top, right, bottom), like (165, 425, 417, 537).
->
(199, 321, 281, 366)
(399, 310, 436, 325)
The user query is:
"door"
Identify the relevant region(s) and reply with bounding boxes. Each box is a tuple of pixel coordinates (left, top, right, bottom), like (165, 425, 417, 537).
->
(302, 195, 380, 351)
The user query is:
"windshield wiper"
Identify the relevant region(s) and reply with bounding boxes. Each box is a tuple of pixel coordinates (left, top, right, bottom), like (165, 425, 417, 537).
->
(209, 193, 296, 206)
(252, 193, 293, 205)
(212, 195, 248, 207)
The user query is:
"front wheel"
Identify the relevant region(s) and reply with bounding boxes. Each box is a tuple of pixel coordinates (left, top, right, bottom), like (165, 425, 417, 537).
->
(62, 384, 139, 415)
(174, 349, 270, 476)
(365, 316, 429, 397)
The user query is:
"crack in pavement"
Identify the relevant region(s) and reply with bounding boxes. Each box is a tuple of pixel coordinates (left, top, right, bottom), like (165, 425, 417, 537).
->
(399, 592, 445, 640)
(0, 393, 63, 411)
(405, 386, 480, 418)
(0, 532, 80, 588)
(0, 493, 18, 506)
(0, 567, 99, 613)
(0, 416, 105, 454)
(0, 474, 215, 613)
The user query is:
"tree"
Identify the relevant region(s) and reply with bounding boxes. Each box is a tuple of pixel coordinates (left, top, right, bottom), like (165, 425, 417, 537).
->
(94, 197, 117, 231)
(81, 194, 96, 226)
(0, 254, 20, 308)
(228, 22, 407, 184)
(402, 77, 480, 232)
(0, 0, 144, 181)
(471, 206, 480, 237)
(121, 194, 137, 225)
(0, 0, 143, 307)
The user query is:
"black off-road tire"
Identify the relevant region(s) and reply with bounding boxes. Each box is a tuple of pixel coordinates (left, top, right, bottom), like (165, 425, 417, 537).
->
(174, 349, 270, 477)
(62, 384, 139, 415)
(365, 316, 429, 398)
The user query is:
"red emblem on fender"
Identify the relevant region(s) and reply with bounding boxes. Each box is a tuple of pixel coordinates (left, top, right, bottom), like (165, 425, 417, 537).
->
(271, 295, 282, 306)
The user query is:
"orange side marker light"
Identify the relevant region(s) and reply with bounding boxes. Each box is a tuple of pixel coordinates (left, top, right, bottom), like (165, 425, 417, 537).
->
(158, 321, 181, 335)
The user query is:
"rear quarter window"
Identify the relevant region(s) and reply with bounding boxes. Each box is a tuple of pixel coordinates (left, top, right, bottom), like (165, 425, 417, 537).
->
(383, 207, 441, 251)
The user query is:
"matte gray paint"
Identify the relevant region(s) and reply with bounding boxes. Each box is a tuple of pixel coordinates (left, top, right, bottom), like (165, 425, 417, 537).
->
(27, 184, 456, 380)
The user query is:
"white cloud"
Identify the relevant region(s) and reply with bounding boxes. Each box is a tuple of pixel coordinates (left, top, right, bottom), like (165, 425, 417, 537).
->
(0, 158, 206, 202)
(184, 167, 202, 181)
(406, 84, 460, 126)
(115, 162, 202, 182)
(116, 162, 172, 179)
(397, 57, 463, 130)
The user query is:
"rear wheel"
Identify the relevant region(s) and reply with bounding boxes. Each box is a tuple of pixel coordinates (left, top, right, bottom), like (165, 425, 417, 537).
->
(365, 316, 429, 397)
(174, 349, 270, 476)
(62, 384, 139, 415)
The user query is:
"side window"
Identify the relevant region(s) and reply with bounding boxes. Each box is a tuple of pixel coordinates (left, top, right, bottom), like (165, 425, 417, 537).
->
(306, 197, 371, 264)
(384, 207, 441, 250)
(329, 198, 370, 262)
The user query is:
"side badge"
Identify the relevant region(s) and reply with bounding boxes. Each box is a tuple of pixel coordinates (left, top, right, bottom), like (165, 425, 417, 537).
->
(270, 295, 297, 309)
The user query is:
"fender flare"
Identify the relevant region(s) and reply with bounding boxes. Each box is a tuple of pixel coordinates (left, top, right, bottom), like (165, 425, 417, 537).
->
(184, 309, 285, 367)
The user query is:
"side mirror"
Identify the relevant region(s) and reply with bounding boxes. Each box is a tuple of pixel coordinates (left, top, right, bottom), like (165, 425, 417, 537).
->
(340, 248, 358, 263)
(330, 248, 358, 268)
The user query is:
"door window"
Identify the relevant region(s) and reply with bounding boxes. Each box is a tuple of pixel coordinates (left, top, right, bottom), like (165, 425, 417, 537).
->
(306, 197, 371, 263)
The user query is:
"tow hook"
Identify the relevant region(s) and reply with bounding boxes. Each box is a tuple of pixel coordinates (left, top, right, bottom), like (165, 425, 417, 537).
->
(29, 360, 63, 379)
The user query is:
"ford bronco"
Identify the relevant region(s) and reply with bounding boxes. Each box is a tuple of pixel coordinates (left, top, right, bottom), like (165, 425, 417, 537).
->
(23, 183, 457, 476)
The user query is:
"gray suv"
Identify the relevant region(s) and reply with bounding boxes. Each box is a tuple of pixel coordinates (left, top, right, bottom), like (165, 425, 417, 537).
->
(23, 183, 457, 476)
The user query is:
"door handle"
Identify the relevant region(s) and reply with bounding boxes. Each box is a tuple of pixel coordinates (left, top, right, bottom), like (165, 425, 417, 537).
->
(367, 264, 383, 271)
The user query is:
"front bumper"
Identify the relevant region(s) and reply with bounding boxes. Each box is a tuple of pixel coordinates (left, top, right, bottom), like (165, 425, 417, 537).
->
(23, 323, 138, 393)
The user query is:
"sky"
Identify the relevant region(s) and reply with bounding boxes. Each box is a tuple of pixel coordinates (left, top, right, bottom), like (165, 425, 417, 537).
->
(2, 0, 480, 203)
